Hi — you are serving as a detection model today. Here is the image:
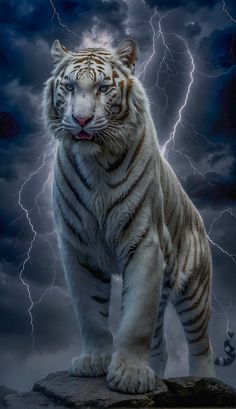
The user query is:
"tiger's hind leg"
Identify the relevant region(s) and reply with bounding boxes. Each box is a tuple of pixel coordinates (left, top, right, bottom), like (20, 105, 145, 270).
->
(150, 275, 170, 378)
(172, 259, 216, 377)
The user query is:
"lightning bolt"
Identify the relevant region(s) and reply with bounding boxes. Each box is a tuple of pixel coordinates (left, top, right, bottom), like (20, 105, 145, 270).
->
(211, 292, 232, 333)
(208, 208, 236, 236)
(221, 0, 236, 24)
(160, 32, 194, 156)
(17, 142, 56, 349)
(207, 209, 236, 264)
(207, 235, 236, 265)
(137, 8, 158, 80)
(49, 0, 83, 39)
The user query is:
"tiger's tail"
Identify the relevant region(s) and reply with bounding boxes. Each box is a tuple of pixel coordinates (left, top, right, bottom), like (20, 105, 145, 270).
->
(214, 330, 236, 366)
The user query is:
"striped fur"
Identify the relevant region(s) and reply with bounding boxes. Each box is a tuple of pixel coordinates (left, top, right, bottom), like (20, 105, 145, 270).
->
(43, 39, 235, 393)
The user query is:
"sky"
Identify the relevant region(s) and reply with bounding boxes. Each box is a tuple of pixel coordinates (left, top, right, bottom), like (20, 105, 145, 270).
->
(0, 0, 236, 392)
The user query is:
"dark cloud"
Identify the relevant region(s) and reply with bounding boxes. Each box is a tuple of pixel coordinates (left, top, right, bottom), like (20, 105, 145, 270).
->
(198, 26, 236, 72)
(60, 0, 128, 36)
(217, 69, 236, 130)
(144, 0, 219, 12)
(183, 170, 236, 210)
(0, 112, 20, 139)
(185, 21, 202, 37)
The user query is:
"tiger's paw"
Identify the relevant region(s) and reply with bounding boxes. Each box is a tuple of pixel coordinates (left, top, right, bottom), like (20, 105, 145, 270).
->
(107, 358, 157, 393)
(69, 354, 111, 377)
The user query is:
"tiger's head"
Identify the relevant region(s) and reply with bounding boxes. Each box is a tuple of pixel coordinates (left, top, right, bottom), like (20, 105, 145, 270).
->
(43, 39, 148, 155)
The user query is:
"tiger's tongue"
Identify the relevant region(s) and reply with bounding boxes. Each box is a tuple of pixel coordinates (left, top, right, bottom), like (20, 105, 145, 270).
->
(75, 130, 92, 140)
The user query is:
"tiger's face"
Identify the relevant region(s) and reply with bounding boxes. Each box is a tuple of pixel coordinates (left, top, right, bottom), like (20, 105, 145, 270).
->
(46, 39, 138, 154)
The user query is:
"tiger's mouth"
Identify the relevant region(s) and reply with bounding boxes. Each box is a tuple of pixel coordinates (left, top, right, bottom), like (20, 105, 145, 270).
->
(73, 130, 94, 141)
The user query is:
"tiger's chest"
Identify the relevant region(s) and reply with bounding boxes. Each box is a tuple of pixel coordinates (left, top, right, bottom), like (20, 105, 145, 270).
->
(80, 168, 130, 249)
(54, 147, 128, 243)
(54, 141, 156, 274)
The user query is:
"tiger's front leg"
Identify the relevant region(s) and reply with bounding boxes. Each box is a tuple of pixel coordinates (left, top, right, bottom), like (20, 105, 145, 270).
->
(107, 236, 163, 393)
(60, 241, 113, 377)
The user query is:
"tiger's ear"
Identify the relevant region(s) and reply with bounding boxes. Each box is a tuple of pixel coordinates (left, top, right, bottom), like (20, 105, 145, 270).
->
(115, 39, 138, 73)
(51, 39, 70, 63)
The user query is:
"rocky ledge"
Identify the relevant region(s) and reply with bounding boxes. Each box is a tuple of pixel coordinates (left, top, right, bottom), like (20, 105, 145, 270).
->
(2, 371, 236, 408)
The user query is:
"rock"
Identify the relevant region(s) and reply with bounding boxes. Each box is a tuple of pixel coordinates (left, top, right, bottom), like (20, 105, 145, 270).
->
(163, 377, 236, 407)
(33, 371, 169, 407)
(3, 371, 236, 408)
(0, 386, 17, 408)
(4, 391, 65, 408)
(0, 386, 16, 401)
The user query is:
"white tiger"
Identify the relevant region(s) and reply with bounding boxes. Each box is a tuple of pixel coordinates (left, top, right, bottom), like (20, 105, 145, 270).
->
(43, 38, 235, 394)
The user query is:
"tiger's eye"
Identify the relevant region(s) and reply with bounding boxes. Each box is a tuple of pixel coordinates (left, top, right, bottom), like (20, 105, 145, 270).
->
(99, 84, 109, 93)
(65, 83, 74, 92)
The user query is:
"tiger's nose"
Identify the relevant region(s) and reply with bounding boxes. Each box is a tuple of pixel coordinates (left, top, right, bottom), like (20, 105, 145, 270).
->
(72, 115, 94, 127)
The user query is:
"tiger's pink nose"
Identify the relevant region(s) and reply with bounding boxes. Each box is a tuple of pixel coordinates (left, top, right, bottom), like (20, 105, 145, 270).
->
(72, 115, 94, 127)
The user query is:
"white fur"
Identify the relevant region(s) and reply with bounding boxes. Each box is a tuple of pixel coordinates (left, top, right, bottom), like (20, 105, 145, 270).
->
(43, 40, 217, 393)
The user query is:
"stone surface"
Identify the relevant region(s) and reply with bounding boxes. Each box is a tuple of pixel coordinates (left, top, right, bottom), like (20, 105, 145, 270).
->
(163, 377, 236, 407)
(0, 386, 16, 401)
(4, 391, 65, 408)
(0, 386, 16, 408)
(33, 371, 168, 407)
(2, 371, 236, 408)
